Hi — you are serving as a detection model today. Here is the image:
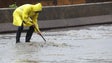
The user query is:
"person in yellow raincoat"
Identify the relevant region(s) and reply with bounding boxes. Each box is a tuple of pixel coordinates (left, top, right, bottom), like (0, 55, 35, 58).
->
(13, 3, 42, 43)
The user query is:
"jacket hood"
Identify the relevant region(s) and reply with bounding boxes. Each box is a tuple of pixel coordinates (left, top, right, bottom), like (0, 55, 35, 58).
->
(33, 3, 42, 11)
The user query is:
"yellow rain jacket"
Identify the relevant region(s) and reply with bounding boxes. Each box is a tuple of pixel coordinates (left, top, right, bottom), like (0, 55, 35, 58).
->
(13, 3, 42, 32)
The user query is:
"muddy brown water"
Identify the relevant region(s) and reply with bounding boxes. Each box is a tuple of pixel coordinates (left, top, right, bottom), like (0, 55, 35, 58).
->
(1, 24, 112, 63)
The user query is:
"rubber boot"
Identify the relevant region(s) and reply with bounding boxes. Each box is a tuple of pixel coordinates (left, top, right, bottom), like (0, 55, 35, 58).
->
(25, 26, 34, 42)
(16, 26, 23, 43)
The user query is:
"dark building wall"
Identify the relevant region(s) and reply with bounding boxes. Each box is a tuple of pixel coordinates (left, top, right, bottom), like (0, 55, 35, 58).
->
(0, 0, 38, 8)
(86, 0, 112, 3)
(0, 0, 112, 8)
(15, 0, 38, 6)
(0, 0, 14, 8)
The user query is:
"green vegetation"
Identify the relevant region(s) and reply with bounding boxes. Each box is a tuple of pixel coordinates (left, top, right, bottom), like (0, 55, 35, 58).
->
(9, 2, 17, 8)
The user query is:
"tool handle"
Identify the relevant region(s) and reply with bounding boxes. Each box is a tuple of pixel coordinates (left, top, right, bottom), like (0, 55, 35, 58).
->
(33, 25, 46, 42)
(38, 33, 46, 42)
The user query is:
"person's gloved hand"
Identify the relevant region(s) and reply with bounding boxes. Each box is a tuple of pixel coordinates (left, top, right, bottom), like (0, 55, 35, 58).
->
(37, 31, 41, 35)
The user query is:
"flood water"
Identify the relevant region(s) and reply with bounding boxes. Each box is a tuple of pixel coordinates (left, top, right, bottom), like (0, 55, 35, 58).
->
(1, 24, 112, 63)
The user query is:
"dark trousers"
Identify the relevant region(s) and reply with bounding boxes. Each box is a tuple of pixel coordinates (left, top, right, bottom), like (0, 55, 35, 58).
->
(16, 25, 34, 42)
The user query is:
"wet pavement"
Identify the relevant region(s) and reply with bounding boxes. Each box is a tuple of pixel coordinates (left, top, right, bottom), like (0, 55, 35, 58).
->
(1, 24, 112, 63)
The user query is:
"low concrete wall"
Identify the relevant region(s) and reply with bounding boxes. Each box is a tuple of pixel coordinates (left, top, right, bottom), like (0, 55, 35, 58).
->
(39, 2, 112, 20)
(0, 2, 112, 32)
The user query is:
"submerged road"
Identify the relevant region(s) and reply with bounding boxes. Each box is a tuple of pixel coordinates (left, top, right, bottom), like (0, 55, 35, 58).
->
(0, 24, 112, 63)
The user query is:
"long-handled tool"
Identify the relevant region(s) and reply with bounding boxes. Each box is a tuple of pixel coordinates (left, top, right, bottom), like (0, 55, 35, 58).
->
(38, 32, 46, 42)
(33, 25, 46, 42)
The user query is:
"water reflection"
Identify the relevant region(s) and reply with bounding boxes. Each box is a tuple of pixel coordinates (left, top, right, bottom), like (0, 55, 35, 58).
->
(15, 60, 39, 63)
